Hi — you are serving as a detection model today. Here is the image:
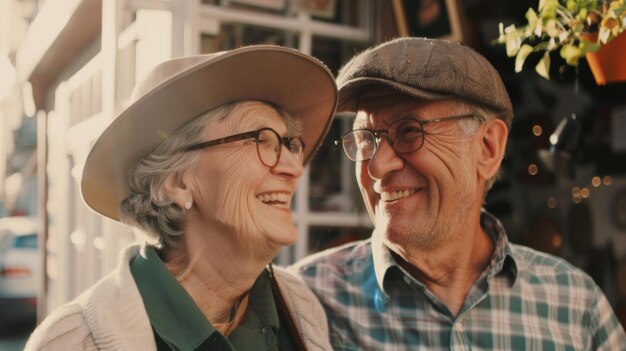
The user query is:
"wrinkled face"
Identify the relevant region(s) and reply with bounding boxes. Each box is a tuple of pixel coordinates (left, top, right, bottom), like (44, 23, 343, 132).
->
(188, 102, 303, 253)
(355, 88, 481, 249)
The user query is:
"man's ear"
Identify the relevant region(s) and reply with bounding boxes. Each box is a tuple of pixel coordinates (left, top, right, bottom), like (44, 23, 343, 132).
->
(163, 172, 192, 209)
(477, 118, 508, 181)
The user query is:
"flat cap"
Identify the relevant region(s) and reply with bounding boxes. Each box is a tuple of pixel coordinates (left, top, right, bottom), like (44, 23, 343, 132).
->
(336, 37, 513, 127)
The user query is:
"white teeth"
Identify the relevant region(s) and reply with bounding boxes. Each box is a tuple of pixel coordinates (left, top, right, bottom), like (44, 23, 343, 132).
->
(380, 189, 416, 202)
(256, 193, 290, 208)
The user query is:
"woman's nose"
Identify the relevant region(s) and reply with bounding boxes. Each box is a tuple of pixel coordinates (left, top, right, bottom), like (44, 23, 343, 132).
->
(272, 145, 304, 178)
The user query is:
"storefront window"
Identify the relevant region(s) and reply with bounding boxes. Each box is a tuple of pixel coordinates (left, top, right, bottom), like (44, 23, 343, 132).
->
(308, 115, 366, 215)
(201, 0, 362, 28)
(201, 24, 298, 53)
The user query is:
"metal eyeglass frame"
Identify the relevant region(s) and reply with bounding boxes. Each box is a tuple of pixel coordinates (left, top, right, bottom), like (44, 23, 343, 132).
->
(336, 113, 485, 162)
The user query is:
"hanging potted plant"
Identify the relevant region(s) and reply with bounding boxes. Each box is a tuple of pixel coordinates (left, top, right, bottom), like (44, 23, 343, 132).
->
(494, 0, 626, 84)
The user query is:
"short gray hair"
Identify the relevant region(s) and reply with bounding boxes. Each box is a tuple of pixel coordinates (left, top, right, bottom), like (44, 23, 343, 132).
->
(453, 99, 507, 195)
(120, 101, 299, 249)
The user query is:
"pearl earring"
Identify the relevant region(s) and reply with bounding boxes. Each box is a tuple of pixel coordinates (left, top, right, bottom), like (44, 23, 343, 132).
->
(184, 201, 192, 210)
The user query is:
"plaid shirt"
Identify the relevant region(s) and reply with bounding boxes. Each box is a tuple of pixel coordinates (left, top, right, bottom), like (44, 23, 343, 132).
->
(293, 211, 626, 350)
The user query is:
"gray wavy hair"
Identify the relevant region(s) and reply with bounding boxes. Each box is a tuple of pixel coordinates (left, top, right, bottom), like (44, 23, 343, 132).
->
(119, 101, 299, 249)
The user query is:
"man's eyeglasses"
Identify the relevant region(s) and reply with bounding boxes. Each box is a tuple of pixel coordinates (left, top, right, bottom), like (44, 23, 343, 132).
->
(183, 127, 305, 167)
(336, 114, 485, 162)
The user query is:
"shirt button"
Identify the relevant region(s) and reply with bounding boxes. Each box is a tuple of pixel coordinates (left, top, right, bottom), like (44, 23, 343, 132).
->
(260, 327, 268, 335)
(403, 276, 411, 285)
(454, 323, 463, 332)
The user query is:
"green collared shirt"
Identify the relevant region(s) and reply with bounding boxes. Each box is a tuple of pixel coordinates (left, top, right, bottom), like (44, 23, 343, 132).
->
(130, 246, 295, 351)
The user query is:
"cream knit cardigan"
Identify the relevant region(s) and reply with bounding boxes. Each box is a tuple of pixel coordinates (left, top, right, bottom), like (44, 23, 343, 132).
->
(25, 244, 331, 351)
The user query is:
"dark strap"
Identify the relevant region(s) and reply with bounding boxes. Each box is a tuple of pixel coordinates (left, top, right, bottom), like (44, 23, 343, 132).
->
(267, 263, 308, 351)
(152, 327, 171, 351)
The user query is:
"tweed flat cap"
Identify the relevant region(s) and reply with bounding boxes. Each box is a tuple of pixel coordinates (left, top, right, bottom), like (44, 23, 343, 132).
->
(336, 37, 513, 126)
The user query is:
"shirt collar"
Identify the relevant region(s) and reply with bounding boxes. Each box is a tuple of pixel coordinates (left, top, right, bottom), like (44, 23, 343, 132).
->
(227, 268, 281, 349)
(372, 209, 519, 296)
(480, 210, 518, 284)
(371, 232, 398, 297)
(130, 245, 220, 351)
(245, 268, 280, 329)
(131, 246, 282, 351)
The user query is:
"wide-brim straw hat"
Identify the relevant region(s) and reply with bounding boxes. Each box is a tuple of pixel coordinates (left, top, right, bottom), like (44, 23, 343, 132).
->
(81, 45, 338, 221)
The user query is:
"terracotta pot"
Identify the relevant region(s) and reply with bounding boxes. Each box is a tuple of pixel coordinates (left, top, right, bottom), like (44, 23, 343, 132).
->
(583, 32, 626, 85)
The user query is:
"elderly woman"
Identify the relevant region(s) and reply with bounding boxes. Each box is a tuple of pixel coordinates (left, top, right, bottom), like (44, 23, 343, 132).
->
(25, 46, 337, 350)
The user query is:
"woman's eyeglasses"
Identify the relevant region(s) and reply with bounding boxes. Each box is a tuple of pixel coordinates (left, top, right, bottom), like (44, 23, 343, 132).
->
(336, 114, 485, 162)
(182, 127, 305, 167)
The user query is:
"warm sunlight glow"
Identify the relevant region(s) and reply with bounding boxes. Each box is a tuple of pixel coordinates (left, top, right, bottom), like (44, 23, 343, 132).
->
(552, 235, 562, 248)
(591, 176, 601, 187)
(580, 187, 590, 198)
(547, 197, 558, 208)
(22, 81, 35, 117)
(0, 55, 16, 101)
(532, 125, 543, 136)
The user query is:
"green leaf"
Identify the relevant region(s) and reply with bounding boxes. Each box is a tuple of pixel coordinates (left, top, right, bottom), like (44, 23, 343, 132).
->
(614, 2, 626, 16)
(580, 38, 601, 54)
(571, 20, 585, 33)
(526, 8, 539, 28)
(534, 41, 550, 51)
(503, 25, 522, 56)
(545, 19, 561, 37)
(560, 44, 581, 66)
(535, 52, 551, 79)
(540, 0, 559, 18)
(599, 27, 610, 43)
(515, 44, 534, 72)
(534, 19, 544, 36)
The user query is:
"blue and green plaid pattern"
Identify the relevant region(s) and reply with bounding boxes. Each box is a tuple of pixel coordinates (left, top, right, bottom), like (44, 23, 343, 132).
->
(294, 211, 626, 350)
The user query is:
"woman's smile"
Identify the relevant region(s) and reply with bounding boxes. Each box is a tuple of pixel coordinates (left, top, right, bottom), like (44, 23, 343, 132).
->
(255, 191, 292, 210)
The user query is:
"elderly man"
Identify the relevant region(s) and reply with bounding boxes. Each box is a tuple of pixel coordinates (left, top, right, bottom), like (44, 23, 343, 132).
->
(294, 37, 626, 350)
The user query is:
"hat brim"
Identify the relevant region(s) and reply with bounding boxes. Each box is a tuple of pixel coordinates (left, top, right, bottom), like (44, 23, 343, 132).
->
(81, 46, 337, 221)
(338, 78, 450, 112)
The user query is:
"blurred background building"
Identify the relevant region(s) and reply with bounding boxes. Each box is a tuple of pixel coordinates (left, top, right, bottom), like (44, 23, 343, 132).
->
(0, 0, 625, 340)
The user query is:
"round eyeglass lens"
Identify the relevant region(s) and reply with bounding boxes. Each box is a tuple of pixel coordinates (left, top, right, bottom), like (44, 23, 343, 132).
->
(390, 119, 424, 153)
(288, 138, 304, 162)
(257, 129, 281, 167)
(343, 130, 376, 161)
